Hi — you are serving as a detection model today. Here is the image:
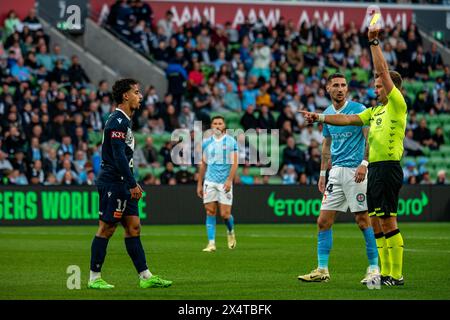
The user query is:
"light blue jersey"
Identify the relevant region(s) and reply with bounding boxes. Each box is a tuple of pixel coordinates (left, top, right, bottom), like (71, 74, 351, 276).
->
(203, 135, 238, 184)
(322, 101, 368, 168)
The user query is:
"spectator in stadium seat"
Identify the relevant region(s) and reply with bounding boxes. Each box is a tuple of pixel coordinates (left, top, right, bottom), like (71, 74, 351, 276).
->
(299, 124, 322, 147)
(382, 42, 397, 70)
(43, 148, 59, 176)
(160, 161, 176, 185)
(68, 55, 90, 86)
(282, 164, 297, 185)
(12, 149, 28, 175)
(282, 136, 306, 174)
(412, 90, 434, 113)
(436, 170, 447, 185)
(305, 146, 321, 184)
(36, 45, 53, 72)
(279, 121, 294, 145)
(240, 104, 258, 131)
(56, 159, 79, 184)
(162, 104, 180, 132)
(410, 46, 429, 81)
(27, 137, 43, 163)
(425, 42, 444, 72)
(413, 118, 433, 147)
(403, 160, 419, 184)
(29, 159, 45, 184)
(223, 83, 241, 112)
(298, 172, 308, 185)
(4, 126, 26, 155)
(404, 129, 424, 156)
(314, 88, 331, 110)
(157, 10, 174, 40)
(177, 102, 195, 131)
(166, 59, 187, 112)
(257, 105, 276, 130)
(7, 169, 28, 185)
(142, 136, 160, 168)
(51, 45, 70, 70)
(10, 57, 31, 82)
(256, 83, 273, 108)
(407, 175, 417, 185)
(0, 150, 13, 173)
(132, 0, 153, 27)
(251, 37, 271, 81)
(22, 8, 42, 32)
(3, 11, 23, 39)
(431, 126, 445, 150)
(57, 135, 75, 160)
(193, 84, 212, 117)
(239, 166, 254, 185)
(175, 166, 194, 184)
(419, 171, 432, 185)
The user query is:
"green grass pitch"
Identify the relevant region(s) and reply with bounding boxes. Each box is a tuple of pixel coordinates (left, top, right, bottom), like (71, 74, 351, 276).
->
(0, 223, 449, 300)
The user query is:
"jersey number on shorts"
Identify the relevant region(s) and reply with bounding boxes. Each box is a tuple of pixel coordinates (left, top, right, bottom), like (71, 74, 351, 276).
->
(116, 199, 128, 212)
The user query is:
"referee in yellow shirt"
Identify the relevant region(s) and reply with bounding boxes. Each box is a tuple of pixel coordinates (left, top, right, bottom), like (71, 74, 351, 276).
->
(301, 25, 406, 286)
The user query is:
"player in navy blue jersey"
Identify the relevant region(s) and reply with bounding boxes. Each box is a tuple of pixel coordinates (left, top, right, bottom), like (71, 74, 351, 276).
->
(88, 78, 172, 289)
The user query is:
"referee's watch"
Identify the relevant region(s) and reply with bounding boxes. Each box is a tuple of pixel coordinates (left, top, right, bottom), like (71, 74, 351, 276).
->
(369, 39, 380, 46)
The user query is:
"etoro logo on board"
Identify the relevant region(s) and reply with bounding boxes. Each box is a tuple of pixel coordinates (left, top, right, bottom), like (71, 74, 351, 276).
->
(267, 191, 429, 217)
(267, 192, 321, 217)
(397, 192, 428, 216)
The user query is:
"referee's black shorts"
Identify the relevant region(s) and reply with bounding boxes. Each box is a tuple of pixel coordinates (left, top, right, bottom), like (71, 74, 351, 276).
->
(367, 161, 403, 218)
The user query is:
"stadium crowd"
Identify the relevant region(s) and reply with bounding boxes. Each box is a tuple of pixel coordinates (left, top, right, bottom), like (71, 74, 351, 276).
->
(0, 4, 449, 187)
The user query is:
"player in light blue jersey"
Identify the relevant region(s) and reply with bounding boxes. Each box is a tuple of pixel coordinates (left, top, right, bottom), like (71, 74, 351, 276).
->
(298, 74, 379, 285)
(197, 116, 239, 252)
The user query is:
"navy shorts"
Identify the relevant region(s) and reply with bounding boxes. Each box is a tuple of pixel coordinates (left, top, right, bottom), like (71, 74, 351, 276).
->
(97, 184, 139, 224)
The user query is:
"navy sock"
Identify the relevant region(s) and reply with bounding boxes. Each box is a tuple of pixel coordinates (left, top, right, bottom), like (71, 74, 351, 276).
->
(125, 236, 148, 273)
(90, 236, 109, 272)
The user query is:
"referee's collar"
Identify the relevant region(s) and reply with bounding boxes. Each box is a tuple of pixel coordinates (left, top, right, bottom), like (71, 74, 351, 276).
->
(117, 108, 131, 121)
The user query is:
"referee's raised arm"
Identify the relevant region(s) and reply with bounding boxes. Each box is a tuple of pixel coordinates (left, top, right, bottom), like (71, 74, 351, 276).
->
(368, 25, 394, 95)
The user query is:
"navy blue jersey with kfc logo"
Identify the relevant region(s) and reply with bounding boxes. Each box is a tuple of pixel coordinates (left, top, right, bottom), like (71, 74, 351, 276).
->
(97, 109, 137, 189)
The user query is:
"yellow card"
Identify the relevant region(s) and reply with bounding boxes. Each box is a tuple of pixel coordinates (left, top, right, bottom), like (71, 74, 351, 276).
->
(370, 13, 381, 26)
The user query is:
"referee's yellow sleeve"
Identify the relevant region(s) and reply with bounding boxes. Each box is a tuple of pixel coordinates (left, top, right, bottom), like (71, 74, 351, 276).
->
(358, 108, 372, 126)
(387, 87, 407, 115)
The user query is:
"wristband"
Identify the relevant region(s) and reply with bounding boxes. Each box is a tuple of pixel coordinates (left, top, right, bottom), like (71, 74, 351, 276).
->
(361, 160, 369, 167)
(318, 114, 325, 123)
(320, 170, 327, 177)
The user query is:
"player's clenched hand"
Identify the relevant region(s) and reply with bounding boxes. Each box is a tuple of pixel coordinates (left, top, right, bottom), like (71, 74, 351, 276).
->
(130, 184, 143, 200)
(354, 165, 367, 183)
(197, 184, 203, 199)
(318, 176, 326, 194)
(299, 110, 318, 124)
(223, 179, 232, 193)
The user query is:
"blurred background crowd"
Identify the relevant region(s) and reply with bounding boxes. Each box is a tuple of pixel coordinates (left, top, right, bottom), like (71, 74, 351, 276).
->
(0, 1, 449, 187)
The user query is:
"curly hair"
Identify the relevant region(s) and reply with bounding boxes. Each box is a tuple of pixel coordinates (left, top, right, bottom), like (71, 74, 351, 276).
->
(112, 78, 138, 104)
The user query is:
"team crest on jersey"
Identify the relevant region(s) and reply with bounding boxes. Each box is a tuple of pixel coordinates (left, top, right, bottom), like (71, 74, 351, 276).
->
(356, 193, 366, 203)
(376, 118, 382, 126)
(117, 118, 123, 124)
(125, 128, 135, 150)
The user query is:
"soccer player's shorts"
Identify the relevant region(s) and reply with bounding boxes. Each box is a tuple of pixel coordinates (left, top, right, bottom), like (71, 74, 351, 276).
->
(321, 166, 368, 213)
(367, 161, 403, 218)
(97, 184, 139, 224)
(203, 180, 233, 206)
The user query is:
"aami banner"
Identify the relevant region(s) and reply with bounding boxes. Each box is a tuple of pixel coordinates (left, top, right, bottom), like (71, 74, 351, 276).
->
(0, 185, 448, 225)
(91, 0, 413, 31)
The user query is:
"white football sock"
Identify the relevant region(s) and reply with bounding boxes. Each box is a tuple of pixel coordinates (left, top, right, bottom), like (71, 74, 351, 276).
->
(90, 271, 101, 282)
(208, 240, 216, 245)
(139, 269, 152, 280)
